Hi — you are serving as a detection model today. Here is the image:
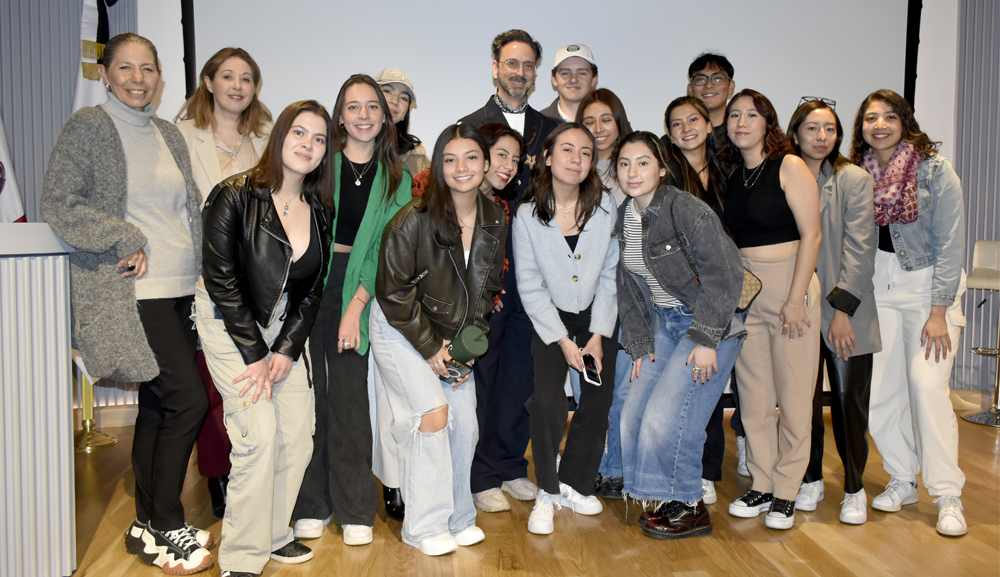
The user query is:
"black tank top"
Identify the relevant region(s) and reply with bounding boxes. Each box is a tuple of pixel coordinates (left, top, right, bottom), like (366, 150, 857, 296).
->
(723, 154, 800, 248)
(285, 219, 320, 292)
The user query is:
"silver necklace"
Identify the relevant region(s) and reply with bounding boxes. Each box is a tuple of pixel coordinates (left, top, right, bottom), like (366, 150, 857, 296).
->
(742, 157, 768, 189)
(347, 156, 375, 186)
(554, 197, 579, 219)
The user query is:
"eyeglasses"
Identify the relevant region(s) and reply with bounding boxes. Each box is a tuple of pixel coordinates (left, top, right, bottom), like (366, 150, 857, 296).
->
(798, 96, 836, 110)
(690, 73, 730, 86)
(500, 59, 536, 73)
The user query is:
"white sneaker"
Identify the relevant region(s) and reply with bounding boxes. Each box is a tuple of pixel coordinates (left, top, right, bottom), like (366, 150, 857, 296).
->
(701, 479, 717, 505)
(343, 524, 373, 546)
(293, 517, 330, 540)
(184, 523, 215, 550)
(872, 478, 918, 512)
(473, 488, 511, 512)
(840, 489, 867, 525)
(794, 480, 825, 512)
(558, 482, 603, 515)
(501, 477, 539, 501)
(454, 525, 486, 546)
(934, 496, 968, 536)
(416, 533, 458, 556)
(736, 436, 750, 477)
(527, 490, 559, 535)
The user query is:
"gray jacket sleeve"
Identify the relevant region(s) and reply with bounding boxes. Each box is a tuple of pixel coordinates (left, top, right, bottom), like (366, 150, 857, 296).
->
(827, 168, 875, 315)
(926, 157, 965, 306)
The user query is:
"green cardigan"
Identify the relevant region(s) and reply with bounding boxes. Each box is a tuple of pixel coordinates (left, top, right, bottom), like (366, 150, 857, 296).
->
(325, 152, 412, 354)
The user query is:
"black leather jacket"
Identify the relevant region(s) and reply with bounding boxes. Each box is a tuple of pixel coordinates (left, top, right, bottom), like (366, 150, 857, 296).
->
(202, 172, 333, 364)
(615, 185, 745, 358)
(376, 193, 507, 359)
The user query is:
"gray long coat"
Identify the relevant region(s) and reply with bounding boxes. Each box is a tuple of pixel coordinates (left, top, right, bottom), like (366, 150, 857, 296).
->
(40, 106, 202, 382)
(816, 163, 881, 355)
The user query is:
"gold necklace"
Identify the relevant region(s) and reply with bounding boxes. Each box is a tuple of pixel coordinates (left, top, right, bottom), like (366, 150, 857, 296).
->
(273, 190, 297, 218)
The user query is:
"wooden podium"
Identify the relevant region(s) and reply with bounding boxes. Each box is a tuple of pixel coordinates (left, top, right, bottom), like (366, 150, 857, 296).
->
(0, 223, 76, 576)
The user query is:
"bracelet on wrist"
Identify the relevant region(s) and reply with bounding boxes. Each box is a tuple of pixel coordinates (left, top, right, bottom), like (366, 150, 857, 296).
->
(556, 336, 569, 346)
(784, 301, 803, 308)
(353, 295, 368, 306)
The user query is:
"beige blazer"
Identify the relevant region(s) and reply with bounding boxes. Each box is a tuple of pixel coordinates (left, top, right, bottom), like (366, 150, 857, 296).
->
(175, 119, 269, 202)
(816, 162, 881, 355)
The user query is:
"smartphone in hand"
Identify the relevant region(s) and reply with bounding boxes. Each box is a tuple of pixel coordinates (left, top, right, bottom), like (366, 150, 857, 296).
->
(582, 353, 602, 386)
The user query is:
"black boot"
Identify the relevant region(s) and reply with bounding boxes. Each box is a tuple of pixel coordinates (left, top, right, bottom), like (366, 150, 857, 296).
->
(207, 476, 228, 520)
(383, 485, 404, 522)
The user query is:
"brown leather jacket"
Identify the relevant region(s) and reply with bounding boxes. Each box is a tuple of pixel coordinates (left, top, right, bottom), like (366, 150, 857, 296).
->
(376, 193, 507, 359)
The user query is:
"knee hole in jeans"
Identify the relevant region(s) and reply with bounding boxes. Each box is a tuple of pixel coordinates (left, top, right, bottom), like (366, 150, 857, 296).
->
(419, 404, 449, 433)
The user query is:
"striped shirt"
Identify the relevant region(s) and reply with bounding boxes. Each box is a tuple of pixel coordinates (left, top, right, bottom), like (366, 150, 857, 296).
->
(623, 200, 683, 308)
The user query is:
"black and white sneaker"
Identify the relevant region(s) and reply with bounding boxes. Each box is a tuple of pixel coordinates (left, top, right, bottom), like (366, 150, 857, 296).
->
(728, 489, 774, 518)
(125, 518, 155, 563)
(142, 524, 213, 575)
(765, 498, 796, 530)
(221, 572, 256, 577)
(271, 540, 314, 564)
(185, 523, 215, 550)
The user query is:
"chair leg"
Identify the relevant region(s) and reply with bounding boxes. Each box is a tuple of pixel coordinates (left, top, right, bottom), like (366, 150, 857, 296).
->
(962, 314, 1000, 428)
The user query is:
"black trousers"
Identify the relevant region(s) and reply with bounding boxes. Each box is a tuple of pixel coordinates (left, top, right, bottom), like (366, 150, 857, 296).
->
(701, 370, 745, 481)
(133, 296, 208, 530)
(470, 295, 535, 493)
(802, 339, 873, 494)
(527, 317, 616, 496)
(293, 253, 378, 526)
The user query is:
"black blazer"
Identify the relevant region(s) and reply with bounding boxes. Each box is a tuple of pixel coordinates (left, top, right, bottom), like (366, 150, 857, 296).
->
(202, 172, 333, 365)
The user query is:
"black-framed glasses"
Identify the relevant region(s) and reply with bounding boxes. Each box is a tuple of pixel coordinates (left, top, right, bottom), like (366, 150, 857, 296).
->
(691, 73, 730, 86)
(798, 96, 836, 110)
(500, 59, 536, 73)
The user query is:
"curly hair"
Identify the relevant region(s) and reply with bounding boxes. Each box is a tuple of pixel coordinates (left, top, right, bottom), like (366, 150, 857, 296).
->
(173, 47, 272, 138)
(719, 88, 793, 165)
(491, 29, 542, 63)
(849, 89, 940, 164)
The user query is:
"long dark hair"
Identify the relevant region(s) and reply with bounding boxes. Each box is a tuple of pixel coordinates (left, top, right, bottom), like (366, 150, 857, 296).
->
(417, 124, 491, 247)
(720, 88, 793, 165)
(174, 47, 272, 137)
(524, 123, 607, 231)
(252, 100, 334, 209)
(395, 108, 420, 155)
(787, 99, 851, 174)
(849, 89, 940, 165)
(331, 74, 404, 205)
(478, 123, 526, 200)
(663, 96, 727, 214)
(611, 130, 671, 187)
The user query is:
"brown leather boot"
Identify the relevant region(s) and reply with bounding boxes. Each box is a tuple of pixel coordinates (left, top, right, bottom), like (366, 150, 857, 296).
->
(638, 502, 668, 528)
(642, 500, 713, 540)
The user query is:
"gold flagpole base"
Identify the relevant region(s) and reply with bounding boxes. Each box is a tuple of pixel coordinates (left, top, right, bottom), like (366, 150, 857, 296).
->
(74, 418, 118, 452)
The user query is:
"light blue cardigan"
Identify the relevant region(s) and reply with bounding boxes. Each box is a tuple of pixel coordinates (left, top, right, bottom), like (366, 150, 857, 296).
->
(513, 191, 619, 344)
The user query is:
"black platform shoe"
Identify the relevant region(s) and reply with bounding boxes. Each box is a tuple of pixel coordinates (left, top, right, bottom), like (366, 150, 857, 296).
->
(207, 476, 228, 520)
(383, 485, 405, 522)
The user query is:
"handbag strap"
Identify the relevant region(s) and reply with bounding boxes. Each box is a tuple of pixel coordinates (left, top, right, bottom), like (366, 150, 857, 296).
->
(668, 195, 700, 286)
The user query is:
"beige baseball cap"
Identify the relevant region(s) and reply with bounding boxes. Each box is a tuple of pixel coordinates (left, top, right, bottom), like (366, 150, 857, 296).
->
(552, 44, 596, 69)
(373, 68, 416, 102)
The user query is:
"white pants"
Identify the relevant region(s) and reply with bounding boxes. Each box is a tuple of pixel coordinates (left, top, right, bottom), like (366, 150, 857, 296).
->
(370, 355, 402, 488)
(869, 250, 966, 496)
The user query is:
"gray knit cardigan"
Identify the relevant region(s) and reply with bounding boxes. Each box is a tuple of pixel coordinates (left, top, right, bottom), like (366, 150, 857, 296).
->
(40, 106, 202, 382)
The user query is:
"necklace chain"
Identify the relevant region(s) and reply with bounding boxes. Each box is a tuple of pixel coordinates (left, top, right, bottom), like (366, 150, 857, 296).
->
(554, 197, 579, 219)
(347, 155, 375, 186)
(742, 157, 768, 189)
(273, 190, 297, 219)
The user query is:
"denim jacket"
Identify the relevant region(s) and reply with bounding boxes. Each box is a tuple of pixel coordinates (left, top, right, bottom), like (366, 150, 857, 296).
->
(615, 185, 746, 359)
(881, 155, 965, 306)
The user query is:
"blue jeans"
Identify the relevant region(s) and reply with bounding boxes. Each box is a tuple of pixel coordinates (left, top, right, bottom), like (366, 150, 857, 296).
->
(598, 344, 632, 478)
(368, 301, 478, 546)
(620, 306, 743, 503)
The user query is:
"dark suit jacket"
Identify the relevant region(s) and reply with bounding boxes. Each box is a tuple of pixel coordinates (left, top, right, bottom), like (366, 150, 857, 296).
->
(538, 97, 567, 124)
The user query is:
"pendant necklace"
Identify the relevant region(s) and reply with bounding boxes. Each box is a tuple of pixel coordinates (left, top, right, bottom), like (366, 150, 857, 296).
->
(742, 157, 768, 189)
(347, 156, 375, 186)
(274, 190, 296, 218)
(554, 197, 579, 219)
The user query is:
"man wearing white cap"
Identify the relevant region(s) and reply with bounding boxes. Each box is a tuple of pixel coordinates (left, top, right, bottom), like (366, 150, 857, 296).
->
(540, 44, 598, 124)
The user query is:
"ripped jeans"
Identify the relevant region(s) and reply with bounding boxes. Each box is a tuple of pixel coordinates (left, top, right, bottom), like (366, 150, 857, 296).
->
(368, 301, 478, 546)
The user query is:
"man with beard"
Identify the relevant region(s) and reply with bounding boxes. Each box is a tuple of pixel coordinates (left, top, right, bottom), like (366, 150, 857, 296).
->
(459, 29, 558, 515)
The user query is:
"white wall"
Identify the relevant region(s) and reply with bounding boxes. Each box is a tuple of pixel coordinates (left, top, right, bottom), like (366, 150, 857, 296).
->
(138, 0, 909, 150)
(914, 0, 959, 162)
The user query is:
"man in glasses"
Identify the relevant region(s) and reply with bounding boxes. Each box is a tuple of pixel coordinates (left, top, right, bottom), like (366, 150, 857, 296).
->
(540, 44, 599, 124)
(686, 52, 737, 145)
(459, 28, 558, 517)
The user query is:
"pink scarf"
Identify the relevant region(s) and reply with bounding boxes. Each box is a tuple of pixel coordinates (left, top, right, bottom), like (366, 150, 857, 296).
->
(862, 140, 920, 226)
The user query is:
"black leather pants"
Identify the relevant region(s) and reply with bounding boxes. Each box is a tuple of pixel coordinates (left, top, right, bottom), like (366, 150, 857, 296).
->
(802, 339, 873, 494)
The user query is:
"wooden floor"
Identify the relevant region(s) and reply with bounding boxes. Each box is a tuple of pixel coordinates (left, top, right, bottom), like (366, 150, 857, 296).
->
(74, 391, 999, 576)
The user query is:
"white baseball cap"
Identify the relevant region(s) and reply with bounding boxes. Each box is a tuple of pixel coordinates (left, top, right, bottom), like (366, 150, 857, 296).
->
(552, 44, 596, 69)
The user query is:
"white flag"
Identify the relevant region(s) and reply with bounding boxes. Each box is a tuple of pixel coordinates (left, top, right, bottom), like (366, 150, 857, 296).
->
(0, 115, 26, 223)
(73, 0, 109, 112)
